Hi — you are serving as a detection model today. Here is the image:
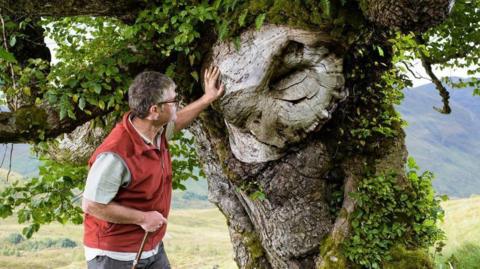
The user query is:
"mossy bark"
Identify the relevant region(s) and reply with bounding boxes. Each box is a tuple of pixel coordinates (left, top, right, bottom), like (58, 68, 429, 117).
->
(1, 0, 143, 21)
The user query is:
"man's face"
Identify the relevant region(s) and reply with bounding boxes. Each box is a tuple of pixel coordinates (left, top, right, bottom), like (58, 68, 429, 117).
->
(148, 87, 177, 125)
(160, 88, 177, 123)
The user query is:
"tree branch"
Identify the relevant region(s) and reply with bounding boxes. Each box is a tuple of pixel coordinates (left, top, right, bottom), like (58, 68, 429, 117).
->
(6, 143, 12, 181)
(415, 34, 451, 114)
(400, 60, 429, 80)
(0, 105, 114, 143)
(360, 0, 454, 33)
(0, 0, 144, 21)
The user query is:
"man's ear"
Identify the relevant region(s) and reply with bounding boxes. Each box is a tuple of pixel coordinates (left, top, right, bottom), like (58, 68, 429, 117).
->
(150, 104, 163, 114)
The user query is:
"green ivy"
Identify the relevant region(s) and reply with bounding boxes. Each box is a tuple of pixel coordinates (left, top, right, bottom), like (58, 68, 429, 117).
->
(237, 180, 266, 201)
(343, 157, 446, 268)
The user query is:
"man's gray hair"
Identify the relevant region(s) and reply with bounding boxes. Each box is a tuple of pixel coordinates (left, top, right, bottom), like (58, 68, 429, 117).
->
(128, 71, 176, 119)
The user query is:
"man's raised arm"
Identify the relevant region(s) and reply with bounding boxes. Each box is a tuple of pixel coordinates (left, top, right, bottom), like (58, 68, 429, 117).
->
(173, 66, 224, 132)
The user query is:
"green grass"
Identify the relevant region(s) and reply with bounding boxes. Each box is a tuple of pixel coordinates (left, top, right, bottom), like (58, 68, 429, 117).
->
(435, 196, 480, 269)
(0, 208, 236, 269)
(1, 197, 480, 268)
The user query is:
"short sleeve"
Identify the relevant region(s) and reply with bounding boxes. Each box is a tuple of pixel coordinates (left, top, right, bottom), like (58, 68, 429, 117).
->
(83, 153, 131, 204)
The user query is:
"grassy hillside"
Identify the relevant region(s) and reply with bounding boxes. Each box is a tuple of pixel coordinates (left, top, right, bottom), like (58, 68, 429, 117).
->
(1, 197, 480, 268)
(435, 196, 480, 269)
(0, 208, 235, 269)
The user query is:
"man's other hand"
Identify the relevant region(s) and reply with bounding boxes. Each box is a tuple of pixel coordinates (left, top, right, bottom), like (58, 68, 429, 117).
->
(139, 211, 168, 232)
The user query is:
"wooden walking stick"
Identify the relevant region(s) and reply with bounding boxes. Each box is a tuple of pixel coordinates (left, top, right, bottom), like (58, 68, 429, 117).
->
(131, 231, 149, 269)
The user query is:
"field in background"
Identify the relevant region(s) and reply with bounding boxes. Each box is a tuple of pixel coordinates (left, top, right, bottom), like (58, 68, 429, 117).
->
(0, 208, 236, 269)
(1, 197, 480, 268)
(435, 196, 480, 269)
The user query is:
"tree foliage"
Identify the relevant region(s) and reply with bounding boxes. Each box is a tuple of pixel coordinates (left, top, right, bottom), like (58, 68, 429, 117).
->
(344, 157, 446, 268)
(0, 0, 478, 266)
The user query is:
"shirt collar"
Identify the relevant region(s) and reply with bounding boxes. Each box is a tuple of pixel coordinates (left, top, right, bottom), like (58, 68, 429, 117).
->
(128, 114, 163, 147)
(122, 111, 163, 155)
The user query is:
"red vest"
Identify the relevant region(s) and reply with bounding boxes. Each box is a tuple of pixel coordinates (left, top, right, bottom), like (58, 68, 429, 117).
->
(83, 111, 172, 252)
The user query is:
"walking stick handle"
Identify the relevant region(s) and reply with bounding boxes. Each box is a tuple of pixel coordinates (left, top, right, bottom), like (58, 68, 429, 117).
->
(131, 231, 149, 269)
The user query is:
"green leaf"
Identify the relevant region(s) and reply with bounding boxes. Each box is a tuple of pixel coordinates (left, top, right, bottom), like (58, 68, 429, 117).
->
(218, 21, 229, 40)
(238, 10, 248, 27)
(67, 109, 76, 119)
(98, 100, 105, 110)
(0, 48, 16, 62)
(23, 87, 31, 96)
(9, 36, 16, 47)
(190, 71, 199, 82)
(407, 156, 418, 170)
(59, 108, 67, 120)
(234, 36, 241, 51)
(377, 46, 384, 57)
(93, 83, 102, 94)
(320, 0, 331, 18)
(255, 13, 266, 30)
(249, 190, 266, 201)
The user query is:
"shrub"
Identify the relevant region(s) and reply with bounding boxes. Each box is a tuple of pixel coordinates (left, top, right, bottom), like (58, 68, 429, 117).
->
(5, 233, 25, 245)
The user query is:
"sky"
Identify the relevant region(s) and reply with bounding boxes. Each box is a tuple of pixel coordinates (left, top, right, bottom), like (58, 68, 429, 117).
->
(407, 60, 473, 88)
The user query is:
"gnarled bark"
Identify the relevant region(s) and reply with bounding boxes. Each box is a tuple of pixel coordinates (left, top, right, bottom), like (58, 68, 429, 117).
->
(0, 0, 143, 20)
(210, 25, 346, 163)
(360, 0, 454, 32)
(0, 105, 113, 143)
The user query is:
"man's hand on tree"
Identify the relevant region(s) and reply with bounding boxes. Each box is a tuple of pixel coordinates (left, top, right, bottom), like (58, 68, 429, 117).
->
(139, 211, 168, 232)
(203, 65, 225, 103)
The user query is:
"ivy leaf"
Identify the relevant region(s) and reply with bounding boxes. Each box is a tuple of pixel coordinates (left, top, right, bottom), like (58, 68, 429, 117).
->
(190, 71, 199, 82)
(93, 83, 102, 94)
(238, 9, 248, 27)
(250, 190, 266, 201)
(9, 36, 16, 47)
(377, 46, 384, 57)
(320, 0, 331, 18)
(79, 97, 86, 110)
(98, 100, 105, 110)
(255, 13, 266, 30)
(234, 36, 241, 51)
(0, 48, 17, 62)
(218, 21, 229, 40)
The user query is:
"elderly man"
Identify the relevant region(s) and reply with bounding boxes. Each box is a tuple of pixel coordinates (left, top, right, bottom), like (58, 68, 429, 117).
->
(82, 66, 224, 269)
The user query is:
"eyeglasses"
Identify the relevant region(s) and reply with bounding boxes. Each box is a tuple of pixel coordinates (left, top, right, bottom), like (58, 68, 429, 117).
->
(156, 97, 180, 107)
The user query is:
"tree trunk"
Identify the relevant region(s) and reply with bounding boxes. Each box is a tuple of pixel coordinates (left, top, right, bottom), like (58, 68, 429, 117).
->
(187, 24, 408, 268)
(192, 94, 407, 269)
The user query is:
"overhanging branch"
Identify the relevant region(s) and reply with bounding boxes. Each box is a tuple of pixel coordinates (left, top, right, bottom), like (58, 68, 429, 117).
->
(0, 104, 114, 143)
(360, 0, 454, 33)
(415, 34, 451, 114)
(0, 0, 144, 21)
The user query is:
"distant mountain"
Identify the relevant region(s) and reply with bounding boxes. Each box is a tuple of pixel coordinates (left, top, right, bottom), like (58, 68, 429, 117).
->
(397, 79, 480, 198)
(0, 144, 40, 178)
